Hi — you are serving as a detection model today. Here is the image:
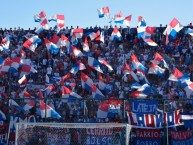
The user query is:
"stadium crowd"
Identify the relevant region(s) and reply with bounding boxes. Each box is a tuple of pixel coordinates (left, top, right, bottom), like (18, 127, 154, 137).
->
(0, 24, 193, 126)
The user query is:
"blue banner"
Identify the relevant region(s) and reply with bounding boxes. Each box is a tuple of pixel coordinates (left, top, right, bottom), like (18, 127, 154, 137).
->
(131, 100, 158, 114)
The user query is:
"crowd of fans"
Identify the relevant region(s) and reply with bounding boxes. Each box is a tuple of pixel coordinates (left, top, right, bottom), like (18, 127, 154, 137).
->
(0, 24, 193, 125)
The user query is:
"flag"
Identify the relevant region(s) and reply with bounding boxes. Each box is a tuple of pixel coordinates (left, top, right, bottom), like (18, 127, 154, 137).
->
(70, 62, 86, 74)
(97, 6, 110, 18)
(81, 72, 93, 92)
(23, 100, 35, 111)
(163, 18, 183, 37)
(49, 14, 65, 33)
(71, 45, 83, 57)
(97, 101, 109, 118)
(35, 19, 49, 34)
(62, 86, 82, 102)
(44, 38, 59, 55)
(18, 75, 27, 84)
(114, 11, 123, 19)
(114, 15, 132, 27)
(9, 57, 21, 73)
(39, 101, 61, 119)
(148, 63, 165, 77)
(44, 85, 55, 95)
(181, 81, 193, 98)
(38, 89, 44, 99)
(130, 84, 151, 98)
(95, 30, 104, 43)
(98, 73, 106, 90)
(83, 37, 89, 52)
(91, 84, 105, 99)
(88, 57, 103, 73)
(98, 58, 113, 71)
(152, 52, 168, 68)
(0, 36, 10, 51)
(0, 58, 12, 73)
(181, 112, 193, 128)
(34, 11, 46, 22)
(186, 28, 193, 36)
(131, 54, 147, 73)
(23, 35, 41, 52)
(9, 99, 22, 110)
(88, 30, 100, 41)
(130, 82, 142, 89)
(168, 68, 186, 82)
(71, 28, 83, 39)
(143, 38, 158, 46)
(61, 73, 71, 86)
(121, 63, 139, 82)
(138, 16, 147, 27)
(110, 27, 122, 41)
(20, 65, 37, 77)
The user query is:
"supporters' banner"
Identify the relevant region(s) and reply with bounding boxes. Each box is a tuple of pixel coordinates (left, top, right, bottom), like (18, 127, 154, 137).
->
(127, 109, 183, 128)
(107, 100, 121, 118)
(86, 128, 113, 145)
(131, 100, 158, 114)
(134, 129, 161, 145)
(170, 130, 193, 145)
(0, 125, 7, 145)
(0, 86, 5, 93)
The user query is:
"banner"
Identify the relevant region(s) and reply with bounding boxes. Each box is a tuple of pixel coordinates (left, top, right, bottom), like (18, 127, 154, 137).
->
(134, 129, 161, 145)
(131, 100, 158, 114)
(107, 100, 121, 118)
(170, 130, 193, 145)
(0, 86, 5, 93)
(86, 128, 113, 145)
(127, 109, 183, 128)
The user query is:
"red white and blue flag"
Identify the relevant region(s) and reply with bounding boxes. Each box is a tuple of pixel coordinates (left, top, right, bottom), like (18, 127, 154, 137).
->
(23, 35, 41, 52)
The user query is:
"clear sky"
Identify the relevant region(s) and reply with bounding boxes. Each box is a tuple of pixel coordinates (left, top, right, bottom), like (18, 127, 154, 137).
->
(0, 0, 192, 29)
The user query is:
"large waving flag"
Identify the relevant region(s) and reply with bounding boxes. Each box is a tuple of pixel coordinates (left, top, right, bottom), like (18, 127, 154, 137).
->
(110, 27, 122, 41)
(51, 34, 70, 49)
(62, 86, 82, 102)
(34, 11, 46, 22)
(0, 36, 10, 51)
(39, 101, 61, 119)
(70, 62, 86, 74)
(88, 57, 103, 73)
(23, 35, 41, 52)
(121, 63, 139, 82)
(148, 63, 165, 77)
(143, 39, 158, 46)
(179, 81, 193, 98)
(98, 58, 113, 71)
(114, 15, 132, 27)
(130, 84, 151, 98)
(131, 54, 147, 73)
(35, 19, 49, 34)
(20, 65, 37, 77)
(71, 28, 83, 39)
(114, 11, 123, 19)
(97, 6, 110, 18)
(152, 52, 168, 68)
(163, 18, 183, 37)
(71, 45, 83, 57)
(81, 72, 93, 92)
(48, 14, 65, 33)
(9, 57, 21, 73)
(44, 38, 59, 55)
(168, 68, 188, 82)
(91, 84, 105, 99)
(138, 16, 147, 27)
(23, 100, 35, 111)
(0, 58, 12, 73)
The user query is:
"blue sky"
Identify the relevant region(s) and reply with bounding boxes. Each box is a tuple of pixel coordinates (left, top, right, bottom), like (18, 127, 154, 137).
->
(0, 0, 192, 29)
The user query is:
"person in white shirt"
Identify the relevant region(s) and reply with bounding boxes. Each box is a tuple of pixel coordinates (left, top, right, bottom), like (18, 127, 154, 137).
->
(47, 66, 52, 76)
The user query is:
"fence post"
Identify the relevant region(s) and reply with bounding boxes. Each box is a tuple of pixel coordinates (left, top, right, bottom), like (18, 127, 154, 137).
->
(83, 99, 86, 122)
(163, 99, 166, 145)
(123, 99, 126, 122)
